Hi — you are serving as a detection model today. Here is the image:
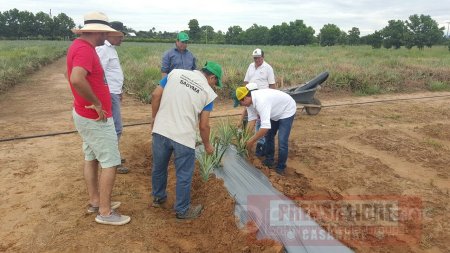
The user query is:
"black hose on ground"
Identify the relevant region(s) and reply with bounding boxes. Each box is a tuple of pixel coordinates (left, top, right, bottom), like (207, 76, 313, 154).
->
(1, 94, 449, 143)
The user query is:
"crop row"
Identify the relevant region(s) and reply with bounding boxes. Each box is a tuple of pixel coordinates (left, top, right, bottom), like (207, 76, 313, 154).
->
(2, 41, 449, 99)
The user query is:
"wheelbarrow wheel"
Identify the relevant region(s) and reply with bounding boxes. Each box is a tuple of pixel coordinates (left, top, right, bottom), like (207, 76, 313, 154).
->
(305, 98, 322, 115)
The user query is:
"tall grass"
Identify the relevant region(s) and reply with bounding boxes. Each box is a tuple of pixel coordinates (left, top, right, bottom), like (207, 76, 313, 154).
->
(117, 43, 167, 103)
(427, 81, 450, 91)
(116, 43, 450, 101)
(2, 40, 449, 99)
(0, 40, 69, 93)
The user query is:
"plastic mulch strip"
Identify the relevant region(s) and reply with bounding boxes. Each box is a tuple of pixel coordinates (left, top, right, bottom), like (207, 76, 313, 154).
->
(212, 146, 354, 253)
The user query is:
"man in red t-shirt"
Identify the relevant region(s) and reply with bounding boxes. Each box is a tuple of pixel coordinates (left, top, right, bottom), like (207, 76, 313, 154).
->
(67, 12, 130, 226)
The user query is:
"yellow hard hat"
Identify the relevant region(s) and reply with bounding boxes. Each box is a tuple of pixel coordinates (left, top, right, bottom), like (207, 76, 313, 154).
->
(236, 87, 249, 100)
(233, 87, 249, 107)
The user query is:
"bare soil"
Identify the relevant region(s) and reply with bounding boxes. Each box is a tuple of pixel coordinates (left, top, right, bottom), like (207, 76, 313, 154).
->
(0, 58, 449, 253)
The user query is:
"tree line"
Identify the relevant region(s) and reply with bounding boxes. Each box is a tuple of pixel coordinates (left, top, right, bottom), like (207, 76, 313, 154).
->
(0, 9, 74, 40)
(185, 15, 446, 50)
(1, 8, 447, 50)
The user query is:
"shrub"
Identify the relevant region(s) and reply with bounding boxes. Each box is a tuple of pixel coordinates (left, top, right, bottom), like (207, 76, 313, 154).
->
(428, 81, 450, 91)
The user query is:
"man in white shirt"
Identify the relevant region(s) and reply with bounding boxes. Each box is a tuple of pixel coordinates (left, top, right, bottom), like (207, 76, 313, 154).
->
(234, 86, 296, 175)
(244, 48, 276, 89)
(243, 48, 276, 156)
(96, 21, 129, 174)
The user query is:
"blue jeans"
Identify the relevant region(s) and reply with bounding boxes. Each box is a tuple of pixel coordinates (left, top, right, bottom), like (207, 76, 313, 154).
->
(263, 115, 295, 173)
(151, 133, 195, 215)
(110, 93, 123, 139)
(255, 119, 266, 156)
(255, 119, 265, 145)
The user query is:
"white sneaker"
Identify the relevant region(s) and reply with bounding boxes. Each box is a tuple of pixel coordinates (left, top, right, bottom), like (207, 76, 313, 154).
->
(95, 210, 131, 225)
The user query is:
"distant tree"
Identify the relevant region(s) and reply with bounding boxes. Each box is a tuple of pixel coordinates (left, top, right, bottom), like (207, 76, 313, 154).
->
(319, 24, 341, 46)
(215, 30, 225, 44)
(268, 24, 281, 45)
(161, 31, 177, 40)
(403, 30, 415, 49)
(347, 27, 360, 45)
(18, 10, 35, 38)
(140, 27, 155, 38)
(240, 24, 269, 45)
(381, 20, 405, 49)
(2, 8, 20, 38)
(135, 30, 150, 38)
(125, 26, 137, 34)
(268, 22, 289, 45)
(366, 31, 383, 49)
(200, 25, 214, 44)
(0, 11, 4, 37)
(52, 13, 75, 39)
(382, 38, 393, 49)
(225, 25, 243, 44)
(405, 14, 444, 49)
(337, 31, 348, 45)
(35, 11, 53, 37)
(188, 19, 201, 42)
(0, 8, 75, 39)
(287, 20, 315, 45)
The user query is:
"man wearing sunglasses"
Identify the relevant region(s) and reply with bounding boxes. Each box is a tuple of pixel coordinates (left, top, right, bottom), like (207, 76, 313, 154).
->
(161, 32, 197, 77)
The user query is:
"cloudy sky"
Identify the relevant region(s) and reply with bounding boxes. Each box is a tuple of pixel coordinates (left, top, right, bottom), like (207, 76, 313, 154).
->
(1, 0, 449, 35)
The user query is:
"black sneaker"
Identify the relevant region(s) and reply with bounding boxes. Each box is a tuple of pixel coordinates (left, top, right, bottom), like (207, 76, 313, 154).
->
(263, 159, 275, 169)
(176, 204, 203, 219)
(275, 170, 286, 176)
(151, 197, 167, 208)
(255, 143, 265, 157)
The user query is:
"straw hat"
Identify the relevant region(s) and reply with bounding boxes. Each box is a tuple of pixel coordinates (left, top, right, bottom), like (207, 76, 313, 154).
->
(71, 12, 122, 35)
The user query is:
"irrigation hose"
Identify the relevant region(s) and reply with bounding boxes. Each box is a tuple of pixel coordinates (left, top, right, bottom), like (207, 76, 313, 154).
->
(1, 94, 450, 143)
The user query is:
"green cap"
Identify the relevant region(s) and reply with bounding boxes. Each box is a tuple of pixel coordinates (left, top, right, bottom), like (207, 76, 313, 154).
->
(177, 32, 189, 42)
(203, 61, 223, 88)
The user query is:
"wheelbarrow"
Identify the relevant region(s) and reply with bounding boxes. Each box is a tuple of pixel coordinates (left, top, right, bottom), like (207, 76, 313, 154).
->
(282, 71, 329, 115)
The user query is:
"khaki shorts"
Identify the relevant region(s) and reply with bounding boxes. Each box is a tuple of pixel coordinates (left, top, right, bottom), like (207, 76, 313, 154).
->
(72, 109, 121, 168)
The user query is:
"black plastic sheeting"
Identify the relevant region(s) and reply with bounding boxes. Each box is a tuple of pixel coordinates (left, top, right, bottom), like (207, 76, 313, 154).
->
(210, 146, 354, 253)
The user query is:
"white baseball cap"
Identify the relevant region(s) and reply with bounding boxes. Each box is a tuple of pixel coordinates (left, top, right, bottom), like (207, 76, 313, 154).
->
(252, 48, 263, 57)
(245, 82, 258, 91)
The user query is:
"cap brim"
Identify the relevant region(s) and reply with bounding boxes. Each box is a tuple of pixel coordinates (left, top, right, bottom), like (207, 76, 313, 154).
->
(216, 79, 222, 89)
(232, 93, 240, 107)
(71, 24, 121, 35)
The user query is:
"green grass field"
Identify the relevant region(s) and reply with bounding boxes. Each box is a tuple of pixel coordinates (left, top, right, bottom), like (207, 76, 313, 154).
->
(1, 40, 449, 101)
(0, 40, 70, 93)
(118, 43, 450, 101)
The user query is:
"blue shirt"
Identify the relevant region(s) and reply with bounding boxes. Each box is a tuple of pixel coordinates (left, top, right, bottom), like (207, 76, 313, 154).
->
(161, 46, 197, 74)
(160, 75, 213, 111)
